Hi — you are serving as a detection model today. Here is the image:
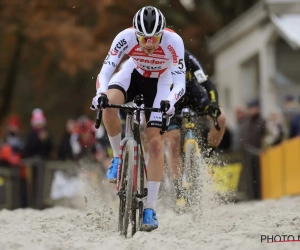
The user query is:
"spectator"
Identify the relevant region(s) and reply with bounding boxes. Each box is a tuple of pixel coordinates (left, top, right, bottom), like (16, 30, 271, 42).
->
(0, 116, 23, 165)
(232, 106, 247, 152)
(3, 116, 23, 152)
(70, 116, 97, 160)
(57, 119, 76, 160)
(264, 107, 285, 148)
(241, 99, 266, 200)
(283, 94, 300, 138)
(22, 108, 53, 159)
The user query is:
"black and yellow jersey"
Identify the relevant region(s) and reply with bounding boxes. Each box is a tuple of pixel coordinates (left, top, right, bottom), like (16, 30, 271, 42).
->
(184, 50, 219, 105)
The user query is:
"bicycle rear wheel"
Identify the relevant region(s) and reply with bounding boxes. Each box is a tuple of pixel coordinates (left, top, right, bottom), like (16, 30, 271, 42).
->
(183, 141, 199, 206)
(118, 140, 135, 237)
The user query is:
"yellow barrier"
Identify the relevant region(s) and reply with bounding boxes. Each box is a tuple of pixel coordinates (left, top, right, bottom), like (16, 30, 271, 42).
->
(211, 163, 243, 192)
(283, 138, 300, 195)
(260, 151, 271, 199)
(260, 137, 300, 199)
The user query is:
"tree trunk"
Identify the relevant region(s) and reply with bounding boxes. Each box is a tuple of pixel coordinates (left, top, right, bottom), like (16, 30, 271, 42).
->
(0, 29, 25, 125)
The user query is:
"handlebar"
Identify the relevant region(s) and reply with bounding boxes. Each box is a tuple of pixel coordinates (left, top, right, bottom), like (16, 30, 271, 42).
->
(94, 102, 169, 134)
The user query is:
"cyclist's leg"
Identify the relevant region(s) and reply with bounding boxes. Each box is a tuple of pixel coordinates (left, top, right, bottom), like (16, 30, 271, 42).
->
(165, 102, 185, 204)
(103, 66, 136, 180)
(165, 128, 182, 180)
(165, 127, 187, 207)
(139, 72, 172, 231)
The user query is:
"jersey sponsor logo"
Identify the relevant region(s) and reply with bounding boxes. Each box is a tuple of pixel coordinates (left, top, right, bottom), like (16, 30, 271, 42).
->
(149, 54, 168, 59)
(167, 45, 178, 64)
(118, 45, 129, 58)
(135, 58, 164, 65)
(174, 87, 184, 101)
(148, 121, 162, 127)
(103, 60, 117, 68)
(153, 115, 162, 119)
(140, 65, 162, 70)
(110, 39, 127, 56)
(110, 50, 118, 56)
(171, 70, 185, 75)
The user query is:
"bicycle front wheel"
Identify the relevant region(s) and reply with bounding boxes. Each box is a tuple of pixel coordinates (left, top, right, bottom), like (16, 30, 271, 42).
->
(184, 141, 199, 206)
(118, 140, 135, 238)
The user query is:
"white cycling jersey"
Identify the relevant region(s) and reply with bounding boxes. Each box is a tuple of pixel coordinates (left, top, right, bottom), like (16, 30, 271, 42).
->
(96, 27, 186, 106)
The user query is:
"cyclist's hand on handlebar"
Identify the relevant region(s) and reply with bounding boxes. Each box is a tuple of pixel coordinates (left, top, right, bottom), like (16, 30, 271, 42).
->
(160, 100, 175, 117)
(90, 93, 108, 110)
(205, 103, 221, 119)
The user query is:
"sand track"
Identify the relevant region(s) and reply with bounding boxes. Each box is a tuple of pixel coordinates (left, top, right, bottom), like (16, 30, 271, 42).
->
(1, 194, 300, 250)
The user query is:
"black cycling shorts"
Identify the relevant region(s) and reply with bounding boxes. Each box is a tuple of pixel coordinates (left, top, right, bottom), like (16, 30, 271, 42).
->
(108, 69, 172, 128)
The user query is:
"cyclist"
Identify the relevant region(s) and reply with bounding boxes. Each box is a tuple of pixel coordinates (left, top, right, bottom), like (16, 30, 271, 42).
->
(90, 6, 186, 231)
(164, 50, 226, 207)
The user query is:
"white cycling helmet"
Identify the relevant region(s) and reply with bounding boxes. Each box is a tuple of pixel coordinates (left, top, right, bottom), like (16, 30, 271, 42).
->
(133, 6, 166, 37)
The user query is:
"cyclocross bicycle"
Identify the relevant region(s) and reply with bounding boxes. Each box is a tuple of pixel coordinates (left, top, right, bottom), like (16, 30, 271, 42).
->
(176, 107, 220, 207)
(95, 94, 169, 238)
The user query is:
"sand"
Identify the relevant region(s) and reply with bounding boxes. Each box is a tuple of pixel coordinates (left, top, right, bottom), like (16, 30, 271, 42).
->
(1, 166, 300, 250)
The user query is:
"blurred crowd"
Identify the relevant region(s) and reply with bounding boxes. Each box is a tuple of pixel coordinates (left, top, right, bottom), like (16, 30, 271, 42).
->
(234, 94, 300, 153)
(0, 108, 113, 171)
(230, 94, 300, 200)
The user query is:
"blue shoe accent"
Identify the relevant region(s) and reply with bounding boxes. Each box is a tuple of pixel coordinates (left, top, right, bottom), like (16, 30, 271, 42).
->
(140, 208, 158, 232)
(106, 157, 119, 183)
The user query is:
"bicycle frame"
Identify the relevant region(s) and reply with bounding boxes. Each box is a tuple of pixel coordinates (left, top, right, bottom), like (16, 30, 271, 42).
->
(182, 114, 200, 156)
(116, 108, 147, 194)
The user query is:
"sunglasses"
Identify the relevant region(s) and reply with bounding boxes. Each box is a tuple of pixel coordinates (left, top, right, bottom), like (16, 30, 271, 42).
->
(136, 33, 162, 45)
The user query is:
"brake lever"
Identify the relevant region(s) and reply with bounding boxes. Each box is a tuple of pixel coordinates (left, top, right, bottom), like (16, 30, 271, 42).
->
(95, 109, 102, 129)
(95, 97, 107, 129)
(160, 112, 169, 135)
(212, 116, 221, 131)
